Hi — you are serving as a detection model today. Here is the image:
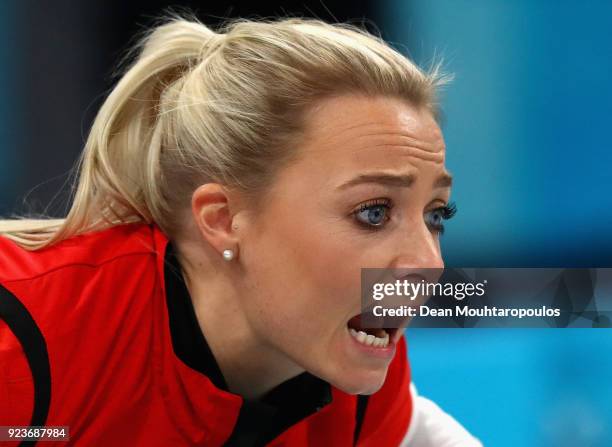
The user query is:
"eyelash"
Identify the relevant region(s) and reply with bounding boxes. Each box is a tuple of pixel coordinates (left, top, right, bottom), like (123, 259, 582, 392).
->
(429, 201, 457, 235)
(351, 199, 457, 235)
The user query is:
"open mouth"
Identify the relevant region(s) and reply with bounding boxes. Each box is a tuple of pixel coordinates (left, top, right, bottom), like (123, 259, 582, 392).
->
(346, 314, 399, 349)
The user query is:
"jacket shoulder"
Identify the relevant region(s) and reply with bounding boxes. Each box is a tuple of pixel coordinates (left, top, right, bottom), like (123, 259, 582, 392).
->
(0, 223, 164, 283)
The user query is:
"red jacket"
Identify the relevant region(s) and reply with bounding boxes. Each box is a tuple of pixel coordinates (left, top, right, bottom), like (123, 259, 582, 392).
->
(0, 223, 413, 446)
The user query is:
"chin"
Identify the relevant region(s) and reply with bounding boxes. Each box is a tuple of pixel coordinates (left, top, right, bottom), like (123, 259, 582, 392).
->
(328, 368, 388, 395)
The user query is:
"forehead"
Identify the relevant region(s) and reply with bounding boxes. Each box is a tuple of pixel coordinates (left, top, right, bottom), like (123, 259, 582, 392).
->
(296, 95, 446, 176)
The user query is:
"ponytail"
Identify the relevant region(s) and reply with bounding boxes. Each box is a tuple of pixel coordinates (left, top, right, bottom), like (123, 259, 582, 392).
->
(0, 17, 219, 249)
(0, 15, 448, 251)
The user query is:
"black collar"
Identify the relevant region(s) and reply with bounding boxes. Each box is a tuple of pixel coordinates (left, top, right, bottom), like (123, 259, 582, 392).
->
(163, 242, 333, 446)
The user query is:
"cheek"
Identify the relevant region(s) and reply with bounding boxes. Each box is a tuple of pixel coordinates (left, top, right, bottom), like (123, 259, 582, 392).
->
(241, 209, 360, 341)
(277, 213, 361, 307)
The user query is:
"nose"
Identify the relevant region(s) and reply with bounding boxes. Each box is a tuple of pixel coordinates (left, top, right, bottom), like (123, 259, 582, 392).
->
(389, 222, 445, 282)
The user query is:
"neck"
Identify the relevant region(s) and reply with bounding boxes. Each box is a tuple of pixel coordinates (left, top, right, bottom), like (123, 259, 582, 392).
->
(173, 238, 303, 400)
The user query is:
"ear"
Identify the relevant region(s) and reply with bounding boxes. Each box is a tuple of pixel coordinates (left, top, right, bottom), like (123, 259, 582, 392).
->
(191, 183, 240, 257)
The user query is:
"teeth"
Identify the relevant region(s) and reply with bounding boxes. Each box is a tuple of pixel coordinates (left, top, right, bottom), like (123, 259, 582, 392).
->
(357, 331, 367, 344)
(349, 328, 389, 348)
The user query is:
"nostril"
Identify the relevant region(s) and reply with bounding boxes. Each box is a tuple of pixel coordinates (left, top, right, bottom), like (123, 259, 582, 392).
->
(389, 267, 429, 282)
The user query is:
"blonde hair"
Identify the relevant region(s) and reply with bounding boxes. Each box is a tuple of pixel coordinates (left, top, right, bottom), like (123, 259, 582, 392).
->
(0, 15, 449, 250)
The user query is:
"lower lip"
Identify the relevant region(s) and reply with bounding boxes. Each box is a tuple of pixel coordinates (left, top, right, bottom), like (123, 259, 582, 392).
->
(347, 328, 397, 360)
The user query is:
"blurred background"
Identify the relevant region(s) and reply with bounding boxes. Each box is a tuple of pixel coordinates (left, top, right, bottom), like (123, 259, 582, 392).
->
(1, 1, 611, 445)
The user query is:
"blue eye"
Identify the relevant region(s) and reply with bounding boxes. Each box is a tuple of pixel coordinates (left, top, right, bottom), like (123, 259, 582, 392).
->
(426, 202, 457, 235)
(353, 200, 392, 228)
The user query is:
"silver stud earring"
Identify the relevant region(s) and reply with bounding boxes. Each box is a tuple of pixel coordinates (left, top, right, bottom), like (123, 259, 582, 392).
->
(222, 249, 234, 261)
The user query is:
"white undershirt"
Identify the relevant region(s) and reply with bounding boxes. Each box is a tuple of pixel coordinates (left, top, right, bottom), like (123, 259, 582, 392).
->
(399, 383, 484, 447)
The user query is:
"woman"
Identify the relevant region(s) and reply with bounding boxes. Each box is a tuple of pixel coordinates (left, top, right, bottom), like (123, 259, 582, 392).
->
(0, 16, 482, 446)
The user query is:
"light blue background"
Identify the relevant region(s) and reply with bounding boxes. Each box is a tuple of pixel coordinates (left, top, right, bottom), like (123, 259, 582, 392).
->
(381, 1, 612, 445)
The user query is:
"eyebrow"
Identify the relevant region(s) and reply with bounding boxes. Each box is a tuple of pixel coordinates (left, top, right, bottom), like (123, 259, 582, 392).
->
(337, 172, 453, 190)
